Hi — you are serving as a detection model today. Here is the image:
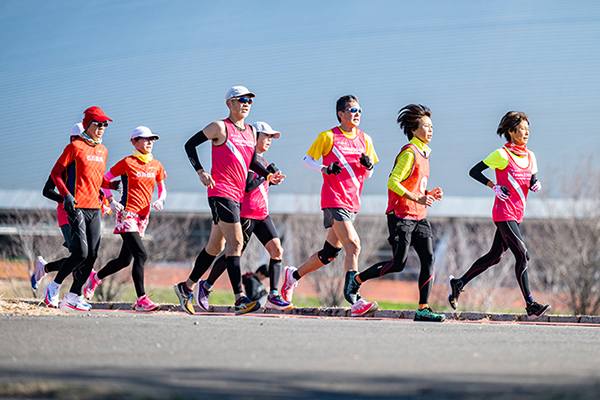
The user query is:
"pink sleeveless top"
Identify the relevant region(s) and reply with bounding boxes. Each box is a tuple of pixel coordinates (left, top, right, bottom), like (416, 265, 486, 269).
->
(241, 156, 270, 220)
(207, 119, 256, 203)
(321, 127, 367, 213)
(492, 147, 533, 223)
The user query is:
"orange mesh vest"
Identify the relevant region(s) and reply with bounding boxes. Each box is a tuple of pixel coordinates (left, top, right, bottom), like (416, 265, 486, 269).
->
(386, 143, 429, 220)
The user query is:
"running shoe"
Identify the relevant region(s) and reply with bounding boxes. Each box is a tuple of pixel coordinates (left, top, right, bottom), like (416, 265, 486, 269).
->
(135, 294, 161, 312)
(31, 256, 47, 290)
(83, 270, 102, 300)
(414, 307, 445, 322)
(44, 282, 60, 308)
(281, 266, 298, 303)
(343, 270, 361, 305)
(446, 275, 463, 310)
(59, 292, 91, 312)
(265, 295, 293, 310)
(195, 279, 211, 311)
(526, 302, 551, 320)
(234, 296, 261, 316)
(174, 282, 194, 315)
(350, 298, 378, 317)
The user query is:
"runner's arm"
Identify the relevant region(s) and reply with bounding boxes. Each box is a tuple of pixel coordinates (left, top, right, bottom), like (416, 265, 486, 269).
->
(50, 163, 69, 197)
(42, 175, 63, 203)
(469, 161, 494, 188)
(302, 154, 325, 173)
(184, 130, 210, 171)
(245, 171, 265, 193)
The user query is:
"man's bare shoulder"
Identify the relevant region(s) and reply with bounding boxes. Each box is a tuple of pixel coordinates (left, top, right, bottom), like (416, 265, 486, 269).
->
(203, 120, 227, 141)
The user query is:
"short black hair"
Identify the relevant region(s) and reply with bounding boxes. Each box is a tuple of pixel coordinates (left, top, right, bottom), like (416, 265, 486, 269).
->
(396, 104, 432, 139)
(336, 95, 359, 123)
(497, 111, 529, 142)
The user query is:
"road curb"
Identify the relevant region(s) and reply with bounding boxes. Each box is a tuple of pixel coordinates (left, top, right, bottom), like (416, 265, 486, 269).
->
(30, 300, 599, 324)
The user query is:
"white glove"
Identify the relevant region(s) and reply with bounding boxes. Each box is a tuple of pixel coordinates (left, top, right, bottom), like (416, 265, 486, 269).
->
(493, 185, 511, 201)
(109, 200, 124, 214)
(151, 199, 164, 211)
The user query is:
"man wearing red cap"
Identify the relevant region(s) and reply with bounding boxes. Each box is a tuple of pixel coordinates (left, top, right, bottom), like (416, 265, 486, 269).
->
(43, 106, 112, 312)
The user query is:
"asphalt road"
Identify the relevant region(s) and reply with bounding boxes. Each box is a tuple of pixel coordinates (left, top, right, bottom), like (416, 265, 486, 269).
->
(1, 310, 599, 399)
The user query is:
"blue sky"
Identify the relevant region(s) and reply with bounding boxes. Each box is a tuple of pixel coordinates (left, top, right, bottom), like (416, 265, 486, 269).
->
(1, 0, 599, 201)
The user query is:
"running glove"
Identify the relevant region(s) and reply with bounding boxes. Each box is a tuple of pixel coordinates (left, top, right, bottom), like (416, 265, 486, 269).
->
(359, 153, 373, 170)
(493, 185, 511, 201)
(109, 200, 124, 214)
(325, 161, 342, 175)
(267, 162, 279, 174)
(151, 199, 165, 211)
(530, 179, 542, 192)
(63, 193, 77, 215)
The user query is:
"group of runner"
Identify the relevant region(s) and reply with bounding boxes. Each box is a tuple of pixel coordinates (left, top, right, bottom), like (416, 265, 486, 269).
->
(33, 86, 551, 321)
(33, 106, 167, 312)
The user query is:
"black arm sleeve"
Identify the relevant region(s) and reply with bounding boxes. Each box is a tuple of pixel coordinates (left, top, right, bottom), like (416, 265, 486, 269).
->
(42, 175, 64, 203)
(469, 161, 492, 187)
(530, 173, 538, 185)
(184, 130, 210, 171)
(249, 149, 271, 178)
(245, 171, 266, 193)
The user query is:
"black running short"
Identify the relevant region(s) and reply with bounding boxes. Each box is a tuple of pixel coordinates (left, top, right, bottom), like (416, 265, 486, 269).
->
(387, 213, 432, 246)
(208, 196, 241, 224)
(241, 215, 279, 249)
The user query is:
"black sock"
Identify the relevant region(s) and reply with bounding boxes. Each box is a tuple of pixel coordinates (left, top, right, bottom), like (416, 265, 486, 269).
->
(293, 270, 301, 281)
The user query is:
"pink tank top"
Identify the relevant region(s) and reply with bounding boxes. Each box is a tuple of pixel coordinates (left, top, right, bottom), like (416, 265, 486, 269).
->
(492, 147, 533, 223)
(207, 119, 256, 203)
(240, 174, 269, 220)
(321, 127, 367, 213)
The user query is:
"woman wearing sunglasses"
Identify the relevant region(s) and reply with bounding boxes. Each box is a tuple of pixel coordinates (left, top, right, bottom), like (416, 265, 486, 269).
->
(175, 86, 285, 316)
(83, 126, 167, 312)
(44, 106, 112, 312)
(447, 111, 550, 320)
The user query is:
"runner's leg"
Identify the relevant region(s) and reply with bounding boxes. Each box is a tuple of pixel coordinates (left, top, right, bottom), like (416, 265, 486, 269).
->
(70, 209, 101, 295)
(458, 226, 507, 287)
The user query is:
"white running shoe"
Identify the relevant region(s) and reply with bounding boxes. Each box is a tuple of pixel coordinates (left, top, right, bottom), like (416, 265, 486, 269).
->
(351, 298, 378, 317)
(44, 281, 60, 308)
(59, 292, 91, 312)
(281, 266, 298, 303)
(31, 256, 48, 290)
(83, 270, 102, 300)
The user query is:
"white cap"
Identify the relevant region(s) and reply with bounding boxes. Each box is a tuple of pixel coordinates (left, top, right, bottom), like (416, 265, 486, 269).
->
(130, 126, 160, 140)
(225, 86, 256, 100)
(70, 123, 84, 137)
(252, 121, 281, 139)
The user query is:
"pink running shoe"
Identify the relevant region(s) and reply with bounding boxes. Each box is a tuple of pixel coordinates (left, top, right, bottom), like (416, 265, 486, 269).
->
(350, 298, 378, 317)
(135, 294, 161, 312)
(281, 266, 298, 303)
(83, 270, 102, 300)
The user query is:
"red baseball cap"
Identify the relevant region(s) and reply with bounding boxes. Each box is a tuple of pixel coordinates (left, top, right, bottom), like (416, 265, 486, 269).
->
(83, 106, 113, 130)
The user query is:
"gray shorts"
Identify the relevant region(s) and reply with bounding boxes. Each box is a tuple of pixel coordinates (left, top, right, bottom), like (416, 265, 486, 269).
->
(322, 208, 357, 229)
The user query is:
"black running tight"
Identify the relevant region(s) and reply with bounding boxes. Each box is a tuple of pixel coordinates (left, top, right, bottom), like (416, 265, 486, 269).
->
(458, 220, 533, 303)
(54, 208, 101, 295)
(359, 236, 435, 305)
(97, 232, 148, 298)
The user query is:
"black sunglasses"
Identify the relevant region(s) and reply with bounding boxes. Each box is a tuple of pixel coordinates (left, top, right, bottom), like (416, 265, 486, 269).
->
(92, 121, 109, 128)
(232, 97, 253, 105)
